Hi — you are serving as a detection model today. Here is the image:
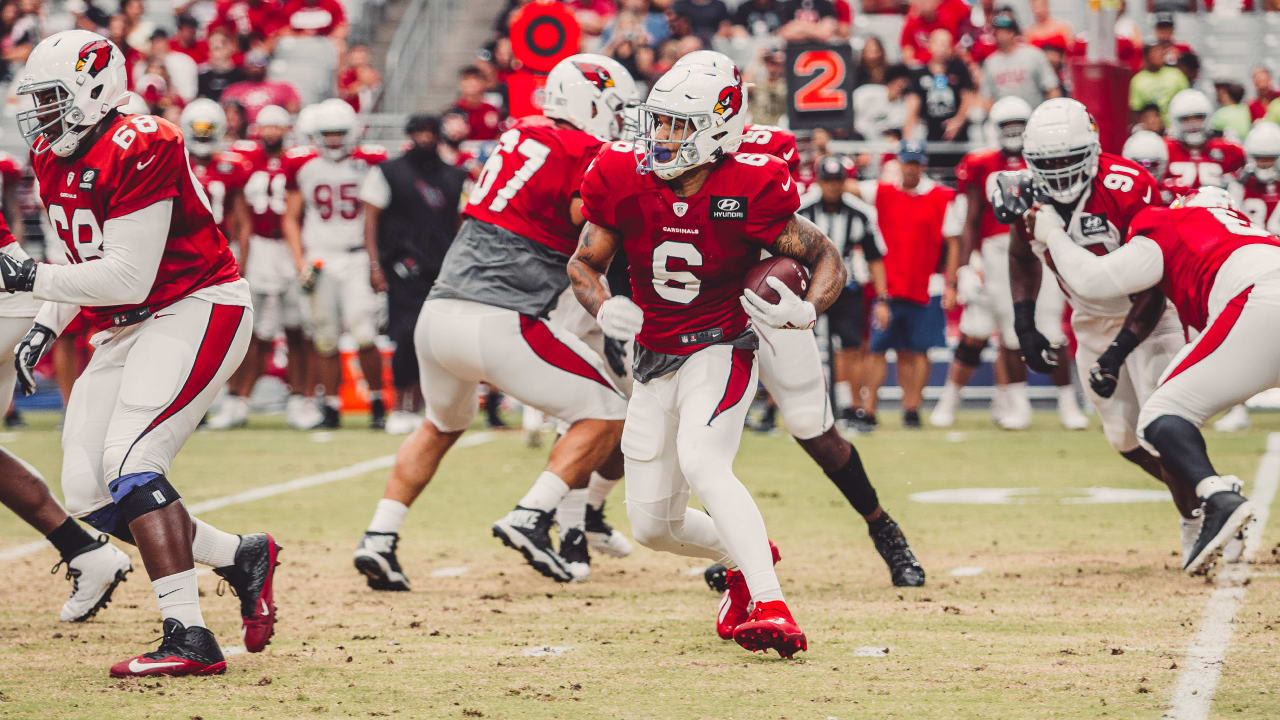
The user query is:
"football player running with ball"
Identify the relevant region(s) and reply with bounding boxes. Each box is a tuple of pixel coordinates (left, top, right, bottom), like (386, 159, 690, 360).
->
(3, 31, 280, 677)
(995, 98, 1201, 564)
(570, 64, 847, 658)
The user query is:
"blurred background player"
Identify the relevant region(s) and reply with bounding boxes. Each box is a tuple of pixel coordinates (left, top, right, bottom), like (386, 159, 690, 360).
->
(1162, 89, 1245, 198)
(359, 114, 468, 435)
(351, 55, 635, 589)
(933, 96, 1086, 431)
(1123, 129, 1171, 203)
(283, 98, 389, 430)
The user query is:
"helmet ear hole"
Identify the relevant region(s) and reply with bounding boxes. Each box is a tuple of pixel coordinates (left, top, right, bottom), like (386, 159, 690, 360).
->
(89, 85, 101, 99)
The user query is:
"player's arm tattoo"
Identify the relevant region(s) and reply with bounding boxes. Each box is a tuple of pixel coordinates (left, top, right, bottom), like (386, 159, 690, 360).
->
(1122, 286, 1166, 343)
(1007, 221, 1043, 304)
(568, 222, 620, 317)
(771, 214, 847, 314)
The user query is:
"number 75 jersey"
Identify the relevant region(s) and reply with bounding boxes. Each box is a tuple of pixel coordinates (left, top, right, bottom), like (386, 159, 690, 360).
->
(29, 113, 241, 322)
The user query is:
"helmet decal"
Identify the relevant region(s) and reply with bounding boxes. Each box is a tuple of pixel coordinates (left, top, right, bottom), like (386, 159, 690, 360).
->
(712, 85, 742, 120)
(573, 61, 616, 90)
(75, 39, 112, 77)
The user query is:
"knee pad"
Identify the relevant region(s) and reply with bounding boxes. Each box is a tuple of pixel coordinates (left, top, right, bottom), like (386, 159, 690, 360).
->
(108, 472, 181, 525)
(625, 504, 677, 552)
(953, 341, 984, 368)
(1141, 414, 1193, 454)
(82, 504, 135, 544)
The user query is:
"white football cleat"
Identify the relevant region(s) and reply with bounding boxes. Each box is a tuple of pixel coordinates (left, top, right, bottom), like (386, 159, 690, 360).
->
(929, 390, 958, 428)
(286, 394, 324, 430)
(997, 385, 1032, 430)
(1056, 389, 1088, 430)
(1213, 405, 1250, 433)
(205, 396, 249, 430)
(58, 538, 132, 622)
(384, 411, 421, 435)
(1180, 513, 1203, 570)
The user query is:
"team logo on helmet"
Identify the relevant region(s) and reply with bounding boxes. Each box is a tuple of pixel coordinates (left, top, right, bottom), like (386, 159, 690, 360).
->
(573, 61, 615, 90)
(712, 85, 742, 120)
(75, 39, 113, 78)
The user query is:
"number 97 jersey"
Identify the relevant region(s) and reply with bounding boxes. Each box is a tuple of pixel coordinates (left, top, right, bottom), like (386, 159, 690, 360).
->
(580, 144, 800, 356)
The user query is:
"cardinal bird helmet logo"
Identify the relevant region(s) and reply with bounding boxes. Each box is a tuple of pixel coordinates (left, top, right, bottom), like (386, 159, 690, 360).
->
(573, 61, 616, 91)
(75, 40, 113, 77)
(712, 85, 742, 120)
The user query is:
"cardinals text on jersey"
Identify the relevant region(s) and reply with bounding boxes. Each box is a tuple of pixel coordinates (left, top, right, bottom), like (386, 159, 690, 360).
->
(286, 144, 386, 255)
(580, 142, 800, 359)
(955, 148, 1025, 242)
(464, 116, 605, 255)
(29, 112, 241, 326)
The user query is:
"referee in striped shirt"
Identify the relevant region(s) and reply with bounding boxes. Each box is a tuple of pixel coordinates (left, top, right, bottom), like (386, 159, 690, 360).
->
(799, 157, 888, 431)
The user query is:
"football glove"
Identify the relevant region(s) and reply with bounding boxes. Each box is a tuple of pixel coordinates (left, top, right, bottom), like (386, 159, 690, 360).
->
(955, 264, 983, 306)
(990, 170, 1037, 225)
(741, 276, 816, 330)
(1033, 204, 1066, 242)
(14, 322, 56, 396)
(1089, 329, 1139, 399)
(1013, 300, 1059, 374)
(596, 296, 644, 341)
(0, 254, 36, 292)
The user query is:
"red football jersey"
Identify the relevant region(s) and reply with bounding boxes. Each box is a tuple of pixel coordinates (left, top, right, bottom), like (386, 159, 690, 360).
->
(1128, 205, 1280, 331)
(190, 149, 252, 229)
(1233, 173, 1280, 237)
(739, 124, 799, 177)
(867, 179, 957, 305)
(954, 148, 1025, 242)
(234, 140, 292, 239)
(463, 116, 605, 256)
(581, 144, 800, 355)
(29, 113, 240, 325)
(1162, 137, 1245, 196)
(0, 151, 23, 197)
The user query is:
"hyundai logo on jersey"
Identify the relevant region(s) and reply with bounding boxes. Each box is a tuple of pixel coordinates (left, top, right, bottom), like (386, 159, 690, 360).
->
(711, 196, 746, 219)
(1080, 213, 1108, 236)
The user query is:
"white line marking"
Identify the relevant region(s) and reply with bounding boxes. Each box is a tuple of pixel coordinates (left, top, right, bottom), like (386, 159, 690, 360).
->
(1165, 432, 1280, 720)
(853, 646, 890, 657)
(523, 645, 574, 657)
(948, 566, 985, 577)
(429, 566, 469, 578)
(0, 432, 495, 562)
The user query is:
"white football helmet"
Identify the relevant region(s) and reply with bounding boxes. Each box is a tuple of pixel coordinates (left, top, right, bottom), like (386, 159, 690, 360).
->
(1244, 121, 1280, 183)
(118, 91, 149, 115)
(542, 54, 638, 140)
(256, 104, 291, 129)
(1122, 130, 1169, 181)
(1168, 89, 1213, 146)
(989, 96, 1032, 154)
(673, 50, 741, 79)
(1022, 98, 1101, 204)
(15, 30, 128, 157)
(180, 98, 226, 158)
(308, 98, 361, 161)
(1172, 185, 1236, 210)
(636, 65, 747, 180)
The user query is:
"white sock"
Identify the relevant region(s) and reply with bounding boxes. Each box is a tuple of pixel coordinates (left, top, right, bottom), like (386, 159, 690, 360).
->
(191, 518, 240, 568)
(691, 471, 782, 604)
(1057, 384, 1079, 408)
(1007, 382, 1030, 412)
(517, 471, 570, 512)
(556, 488, 587, 535)
(586, 472, 620, 510)
(834, 381, 853, 409)
(367, 498, 410, 534)
(153, 569, 205, 629)
(1196, 475, 1235, 499)
(938, 381, 961, 407)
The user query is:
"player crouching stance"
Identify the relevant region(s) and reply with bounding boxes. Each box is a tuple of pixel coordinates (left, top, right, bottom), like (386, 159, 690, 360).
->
(570, 65, 846, 657)
(1031, 187, 1262, 574)
(4, 31, 280, 676)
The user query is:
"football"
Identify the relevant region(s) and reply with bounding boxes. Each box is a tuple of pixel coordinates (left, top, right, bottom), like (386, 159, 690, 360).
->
(744, 255, 810, 304)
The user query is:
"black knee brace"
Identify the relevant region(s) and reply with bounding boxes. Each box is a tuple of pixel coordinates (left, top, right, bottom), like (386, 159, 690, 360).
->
(953, 341, 983, 368)
(109, 472, 181, 526)
(1142, 415, 1217, 490)
(83, 503, 135, 544)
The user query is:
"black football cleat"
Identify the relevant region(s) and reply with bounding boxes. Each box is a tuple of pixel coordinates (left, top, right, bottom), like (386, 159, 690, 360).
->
(213, 533, 281, 653)
(704, 562, 729, 593)
(492, 506, 573, 582)
(320, 404, 341, 429)
(870, 516, 925, 587)
(1184, 490, 1255, 575)
(560, 528, 590, 582)
(370, 397, 387, 431)
(903, 409, 922, 429)
(109, 619, 226, 677)
(353, 531, 411, 591)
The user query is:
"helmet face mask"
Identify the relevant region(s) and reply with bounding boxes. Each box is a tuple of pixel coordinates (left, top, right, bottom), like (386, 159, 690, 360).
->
(1022, 98, 1100, 204)
(996, 119, 1026, 153)
(988, 96, 1032, 155)
(637, 108, 714, 179)
(180, 98, 226, 158)
(307, 99, 360, 161)
(1168, 89, 1213, 146)
(16, 82, 81, 156)
(634, 66, 746, 181)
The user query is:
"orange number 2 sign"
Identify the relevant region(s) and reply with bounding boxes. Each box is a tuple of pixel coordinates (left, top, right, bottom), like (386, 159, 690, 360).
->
(792, 49, 848, 112)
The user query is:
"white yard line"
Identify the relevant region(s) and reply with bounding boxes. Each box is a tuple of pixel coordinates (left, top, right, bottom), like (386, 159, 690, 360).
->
(0, 431, 494, 563)
(1165, 432, 1280, 720)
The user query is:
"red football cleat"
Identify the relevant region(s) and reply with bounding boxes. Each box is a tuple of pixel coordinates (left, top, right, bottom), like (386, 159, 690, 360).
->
(213, 533, 281, 653)
(732, 600, 807, 659)
(109, 619, 227, 677)
(714, 541, 782, 640)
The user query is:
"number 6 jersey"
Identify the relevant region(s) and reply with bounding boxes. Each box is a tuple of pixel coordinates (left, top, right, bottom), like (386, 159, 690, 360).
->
(29, 112, 243, 325)
(580, 143, 800, 364)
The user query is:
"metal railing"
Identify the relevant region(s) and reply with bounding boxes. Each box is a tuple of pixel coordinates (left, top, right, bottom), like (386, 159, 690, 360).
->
(377, 0, 456, 116)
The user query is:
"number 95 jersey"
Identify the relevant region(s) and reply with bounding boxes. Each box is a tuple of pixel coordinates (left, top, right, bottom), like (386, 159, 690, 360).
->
(285, 145, 387, 256)
(30, 112, 241, 323)
(580, 143, 800, 357)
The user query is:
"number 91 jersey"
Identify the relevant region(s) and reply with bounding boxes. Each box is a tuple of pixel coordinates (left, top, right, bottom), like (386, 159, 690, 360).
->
(580, 143, 800, 356)
(29, 112, 240, 324)
(285, 144, 387, 256)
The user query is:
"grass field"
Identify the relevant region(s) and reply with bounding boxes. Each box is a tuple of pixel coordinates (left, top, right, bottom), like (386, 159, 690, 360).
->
(2, 409, 1279, 719)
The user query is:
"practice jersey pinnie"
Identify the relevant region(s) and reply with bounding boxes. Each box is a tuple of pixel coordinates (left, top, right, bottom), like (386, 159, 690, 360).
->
(955, 148, 1025, 242)
(580, 143, 799, 379)
(190, 149, 252, 229)
(286, 144, 386, 255)
(29, 112, 241, 326)
(234, 140, 293, 240)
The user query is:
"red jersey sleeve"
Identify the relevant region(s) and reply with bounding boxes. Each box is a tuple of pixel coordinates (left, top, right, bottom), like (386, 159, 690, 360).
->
(1125, 205, 1165, 243)
(353, 145, 389, 166)
(579, 144, 631, 231)
(0, 152, 23, 186)
(108, 124, 186, 219)
(954, 153, 975, 193)
(743, 155, 801, 246)
(283, 147, 318, 190)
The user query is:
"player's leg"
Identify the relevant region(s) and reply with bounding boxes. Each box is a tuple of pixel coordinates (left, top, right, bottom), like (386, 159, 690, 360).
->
(936, 252, 995, 428)
(208, 290, 276, 431)
(282, 280, 321, 429)
(343, 254, 387, 430)
(385, 277, 427, 435)
(308, 262, 345, 427)
(863, 303, 905, 427)
(1034, 277, 1087, 430)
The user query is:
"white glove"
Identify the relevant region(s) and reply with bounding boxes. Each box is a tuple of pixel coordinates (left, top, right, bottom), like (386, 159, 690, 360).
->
(955, 264, 983, 305)
(1033, 204, 1065, 243)
(596, 296, 644, 340)
(741, 276, 816, 330)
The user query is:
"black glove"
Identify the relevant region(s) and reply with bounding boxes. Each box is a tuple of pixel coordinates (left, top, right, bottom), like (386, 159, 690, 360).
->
(990, 170, 1037, 225)
(14, 322, 56, 396)
(603, 336, 628, 378)
(0, 254, 36, 292)
(1089, 329, 1139, 399)
(1013, 300, 1059, 374)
